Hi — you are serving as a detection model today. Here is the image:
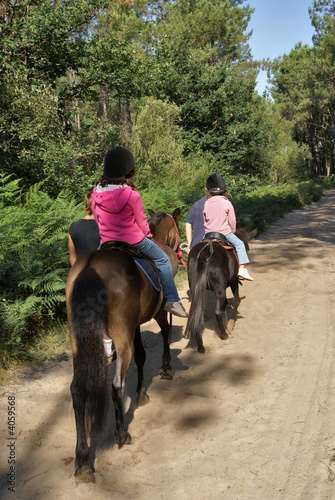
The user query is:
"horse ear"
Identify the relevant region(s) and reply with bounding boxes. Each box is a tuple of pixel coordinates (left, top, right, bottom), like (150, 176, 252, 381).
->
(148, 209, 155, 217)
(248, 228, 258, 240)
(173, 208, 181, 221)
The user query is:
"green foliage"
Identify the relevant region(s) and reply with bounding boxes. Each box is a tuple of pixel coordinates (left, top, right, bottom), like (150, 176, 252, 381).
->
(270, 2, 335, 177)
(314, 174, 335, 189)
(130, 97, 185, 188)
(131, 97, 216, 191)
(0, 0, 150, 195)
(271, 142, 312, 183)
(233, 181, 324, 232)
(0, 177, 81, 365)
(257, 104, 313, 184)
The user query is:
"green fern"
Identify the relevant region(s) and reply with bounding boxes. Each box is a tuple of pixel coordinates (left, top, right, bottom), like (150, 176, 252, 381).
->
(0, 178, 82, 361)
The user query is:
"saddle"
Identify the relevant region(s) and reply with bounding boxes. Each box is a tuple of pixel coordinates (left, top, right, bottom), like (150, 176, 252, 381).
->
(100, 240, 161, 292)
(203, 233, 238, 263)
(203, 232, 233, 249)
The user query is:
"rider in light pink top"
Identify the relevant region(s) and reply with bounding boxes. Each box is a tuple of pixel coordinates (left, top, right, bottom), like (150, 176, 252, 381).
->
(203, 173, 253, 281)
(203, 195, 236, 236)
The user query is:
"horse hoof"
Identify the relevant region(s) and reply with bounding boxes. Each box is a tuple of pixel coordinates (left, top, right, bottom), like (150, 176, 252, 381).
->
(74, 464, 95, 484)
(116, 431, 132, 448)
(219, 332, 228, 340)
(136, 392, 150, 406)
(197, 345, 205, 354)
(159, 367, 173, 379)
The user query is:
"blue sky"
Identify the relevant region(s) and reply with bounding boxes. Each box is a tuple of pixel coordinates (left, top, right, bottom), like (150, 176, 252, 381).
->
(246, 0, 316, 94)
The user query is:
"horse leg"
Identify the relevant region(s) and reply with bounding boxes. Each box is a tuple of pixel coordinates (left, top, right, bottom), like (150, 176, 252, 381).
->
(133, 326, 150, 406)
(155, 308, 173, 378)
(70, 374, 95, 483)
(227, 279, 240, 333)
(215, 291, 229, 340)
(112, 342, 133, 448)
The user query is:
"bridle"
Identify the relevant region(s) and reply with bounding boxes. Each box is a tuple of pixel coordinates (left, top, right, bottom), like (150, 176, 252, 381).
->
(166, 214, 187, 268)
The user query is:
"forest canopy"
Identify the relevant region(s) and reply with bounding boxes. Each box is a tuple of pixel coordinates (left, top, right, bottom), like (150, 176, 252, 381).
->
(1, 0, 334, 199)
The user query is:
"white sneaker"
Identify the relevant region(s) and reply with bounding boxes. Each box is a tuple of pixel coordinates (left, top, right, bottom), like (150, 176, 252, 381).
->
(164, 301, 188, 318)
(238, 268, 254, 281)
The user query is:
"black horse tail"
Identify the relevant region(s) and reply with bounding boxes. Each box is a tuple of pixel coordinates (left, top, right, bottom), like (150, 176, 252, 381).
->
(71, 266, 110, 436)
(184, 244, 211, 348)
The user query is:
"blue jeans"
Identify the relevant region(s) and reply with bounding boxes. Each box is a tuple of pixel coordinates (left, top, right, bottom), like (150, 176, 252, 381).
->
(133, 238, 179, 302)
(224, 232, 249, 265)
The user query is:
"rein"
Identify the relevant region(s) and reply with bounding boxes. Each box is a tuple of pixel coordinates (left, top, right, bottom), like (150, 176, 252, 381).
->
(166, 213, 188, 268)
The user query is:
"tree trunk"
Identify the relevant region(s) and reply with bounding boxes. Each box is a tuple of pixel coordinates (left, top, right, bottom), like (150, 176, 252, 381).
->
(118, 97, 133, 141)
(330, 108, 335, 177)
(309, 118, 323, 176)
(68, 68, 80, 130)
(101, 86, 108, 119)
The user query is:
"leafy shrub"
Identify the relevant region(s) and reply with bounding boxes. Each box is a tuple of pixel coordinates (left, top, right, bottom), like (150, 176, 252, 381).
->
(130, 97, 216, 192)
(0, 175, 81, 366)
(315, 174, 335, 190)
(233, 181, 324, 232)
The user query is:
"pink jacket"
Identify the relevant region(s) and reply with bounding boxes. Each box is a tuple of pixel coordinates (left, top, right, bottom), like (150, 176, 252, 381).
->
(203, 196, 236, 235)
(91, 184, 152, 245)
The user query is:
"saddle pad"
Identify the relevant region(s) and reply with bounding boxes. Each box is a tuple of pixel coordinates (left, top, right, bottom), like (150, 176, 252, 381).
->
(133, 256, 161, 291)
(100, 240, 161, 291)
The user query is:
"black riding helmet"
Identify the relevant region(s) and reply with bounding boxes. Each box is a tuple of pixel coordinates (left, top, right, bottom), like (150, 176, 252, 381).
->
(104, 147, 135, 179)
(206, 173, 227, 195)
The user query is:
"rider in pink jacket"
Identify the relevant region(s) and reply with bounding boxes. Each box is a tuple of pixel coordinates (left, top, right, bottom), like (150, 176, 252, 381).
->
(92, 184, 151, 245)
(91, 146, 188, 319)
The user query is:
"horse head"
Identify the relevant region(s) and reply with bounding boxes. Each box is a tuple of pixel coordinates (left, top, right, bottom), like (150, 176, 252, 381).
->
(147, 208, 181, 250)
(235, 228, 258, 252)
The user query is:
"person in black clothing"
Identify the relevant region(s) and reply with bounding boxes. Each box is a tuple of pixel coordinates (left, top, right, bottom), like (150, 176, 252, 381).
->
(68, 192, 100, 266)
(68, 192, 114, 358)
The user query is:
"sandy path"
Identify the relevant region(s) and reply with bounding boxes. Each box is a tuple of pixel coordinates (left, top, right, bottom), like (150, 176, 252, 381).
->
(1, 191, 335, 500)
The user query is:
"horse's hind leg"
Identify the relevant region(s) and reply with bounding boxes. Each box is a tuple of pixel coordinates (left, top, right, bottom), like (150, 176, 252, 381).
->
(155, 309, 173, 378)
(227, 280, 240, 333)
(112, 341, 133, 448)
(133, 326, 150, 406)
(70, 374, 95, 483)
(215, 292, 229, 340)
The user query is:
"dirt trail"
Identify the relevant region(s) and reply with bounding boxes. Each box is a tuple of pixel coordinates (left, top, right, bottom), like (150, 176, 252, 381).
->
(1, 191, 335, 500)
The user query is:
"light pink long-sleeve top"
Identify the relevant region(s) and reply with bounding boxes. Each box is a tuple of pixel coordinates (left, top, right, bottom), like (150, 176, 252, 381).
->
(203, 195, 236, 235)
(91, 184, 152, 245)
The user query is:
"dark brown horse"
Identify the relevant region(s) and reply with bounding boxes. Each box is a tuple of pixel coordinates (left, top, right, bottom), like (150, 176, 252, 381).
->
(66, 239, 178, 483)
(184, 229, 257, 353)
(148, 208, 187, 267)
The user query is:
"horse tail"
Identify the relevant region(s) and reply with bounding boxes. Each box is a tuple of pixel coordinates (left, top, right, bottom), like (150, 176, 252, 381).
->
(184, 244, 211, 345)
(71, 266, 110, 436)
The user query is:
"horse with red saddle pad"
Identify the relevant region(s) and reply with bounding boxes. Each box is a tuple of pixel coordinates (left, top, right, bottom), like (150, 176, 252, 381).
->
(184, 228, 257, 353)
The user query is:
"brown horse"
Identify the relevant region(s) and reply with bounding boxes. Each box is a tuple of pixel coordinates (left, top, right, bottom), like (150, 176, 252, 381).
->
(148, 208, 187, 267)
(66, 239, 178, 483)
(184, 228, 257, 353)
